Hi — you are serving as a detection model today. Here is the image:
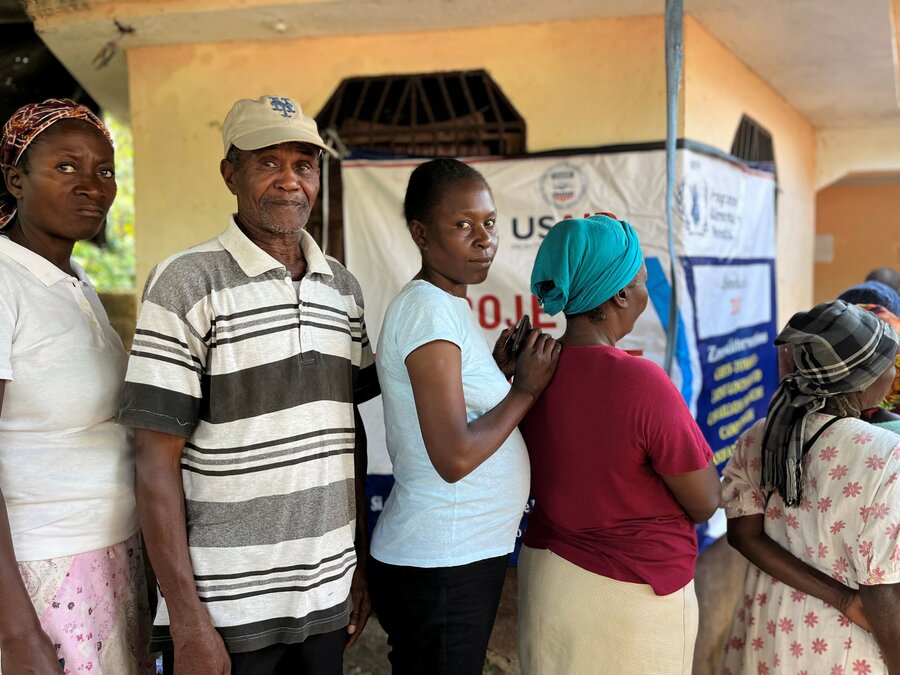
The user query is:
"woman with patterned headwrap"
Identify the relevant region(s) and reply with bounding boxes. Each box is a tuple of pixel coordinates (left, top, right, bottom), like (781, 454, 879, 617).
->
(0, 100, 151, 674)
(517, 215, 721, 675)
(719, 300, 900, 675)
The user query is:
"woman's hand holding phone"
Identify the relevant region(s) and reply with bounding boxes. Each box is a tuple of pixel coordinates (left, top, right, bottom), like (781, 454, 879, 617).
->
(492, 315, 531, 379)
(512, 329, 561, 400)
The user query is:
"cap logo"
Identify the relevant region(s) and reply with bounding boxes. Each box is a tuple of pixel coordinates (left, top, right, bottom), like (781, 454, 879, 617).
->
(269, 96, 296, 118)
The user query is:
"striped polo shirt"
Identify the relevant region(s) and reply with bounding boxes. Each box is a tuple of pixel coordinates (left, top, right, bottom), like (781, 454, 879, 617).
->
(118, 218, 379, 653)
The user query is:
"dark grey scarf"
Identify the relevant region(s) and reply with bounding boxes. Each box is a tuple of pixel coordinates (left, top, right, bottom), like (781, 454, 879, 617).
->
(761, 300, 899, 506)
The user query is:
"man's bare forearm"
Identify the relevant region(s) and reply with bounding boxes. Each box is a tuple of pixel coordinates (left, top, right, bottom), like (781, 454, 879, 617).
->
(134, 430, 208, 626)
(352, 406, 369, 560)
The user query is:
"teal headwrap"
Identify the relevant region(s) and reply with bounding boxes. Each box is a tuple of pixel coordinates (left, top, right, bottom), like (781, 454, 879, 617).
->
(531, 215, 644, 316)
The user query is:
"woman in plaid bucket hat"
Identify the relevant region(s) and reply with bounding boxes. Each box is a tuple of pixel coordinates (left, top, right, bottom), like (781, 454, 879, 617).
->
(720, 300, 900, 674)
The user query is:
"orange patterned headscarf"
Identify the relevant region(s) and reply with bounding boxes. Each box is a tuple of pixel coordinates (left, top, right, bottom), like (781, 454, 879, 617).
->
(1, 98, 112, 229)
(860, 304, 900, 410)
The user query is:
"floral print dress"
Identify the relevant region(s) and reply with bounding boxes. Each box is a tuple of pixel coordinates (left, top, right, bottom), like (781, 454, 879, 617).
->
(719, 414, 900, 675)
(8, 533, 153, 675)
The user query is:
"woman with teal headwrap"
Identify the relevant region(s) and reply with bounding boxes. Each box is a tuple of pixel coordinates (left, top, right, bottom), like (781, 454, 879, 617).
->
(529, 213, 644, 318)
(517, 215, 721, 675)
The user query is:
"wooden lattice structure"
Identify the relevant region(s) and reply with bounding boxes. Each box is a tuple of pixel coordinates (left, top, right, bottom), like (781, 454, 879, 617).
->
(317, 70, 526, 157)
(307, 71, 526, 261)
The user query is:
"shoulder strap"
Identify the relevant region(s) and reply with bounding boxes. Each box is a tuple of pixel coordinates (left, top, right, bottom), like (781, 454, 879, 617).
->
(764, 415, 846, 509)
(802, 415, 846, 455)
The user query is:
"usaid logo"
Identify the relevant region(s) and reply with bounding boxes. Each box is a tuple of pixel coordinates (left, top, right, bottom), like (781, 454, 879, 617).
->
(540, 163, 587, 211)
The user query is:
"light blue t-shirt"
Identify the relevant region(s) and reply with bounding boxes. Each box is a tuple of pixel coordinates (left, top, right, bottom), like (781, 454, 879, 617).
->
(371, 280, 530, 567)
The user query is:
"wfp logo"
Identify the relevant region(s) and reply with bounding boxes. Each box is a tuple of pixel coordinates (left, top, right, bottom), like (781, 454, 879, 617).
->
(540, 163, 587, 211)
(675, 173, 708, 235)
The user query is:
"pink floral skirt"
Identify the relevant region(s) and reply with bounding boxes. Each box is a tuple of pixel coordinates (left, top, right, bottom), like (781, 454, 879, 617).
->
(15, 532, 153, 674)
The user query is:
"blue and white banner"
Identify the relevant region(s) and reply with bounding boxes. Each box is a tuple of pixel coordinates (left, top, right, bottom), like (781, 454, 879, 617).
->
(342, 143, 778, 551)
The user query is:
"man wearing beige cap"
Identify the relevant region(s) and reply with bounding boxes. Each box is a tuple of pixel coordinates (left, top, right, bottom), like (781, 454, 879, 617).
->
(118, 95, 380, 674)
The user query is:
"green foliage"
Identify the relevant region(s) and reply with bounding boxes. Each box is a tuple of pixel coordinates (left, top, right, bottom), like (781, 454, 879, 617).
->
(72, 114, 136, 290)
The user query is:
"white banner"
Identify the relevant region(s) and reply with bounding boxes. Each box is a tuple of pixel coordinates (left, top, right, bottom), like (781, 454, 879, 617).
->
(343, 145, 777, 542)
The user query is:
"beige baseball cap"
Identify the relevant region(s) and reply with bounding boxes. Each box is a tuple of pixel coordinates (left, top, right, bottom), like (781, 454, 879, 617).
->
(222, 95, 338, 158)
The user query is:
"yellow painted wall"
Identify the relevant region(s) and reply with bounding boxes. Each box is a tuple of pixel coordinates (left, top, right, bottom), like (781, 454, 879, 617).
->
(127, 15, 671, 285)
(682, 17, 817, 326)
(128, 14, 818, 320)
(817, 124, 900, 189)
(814, 180, 900, 303)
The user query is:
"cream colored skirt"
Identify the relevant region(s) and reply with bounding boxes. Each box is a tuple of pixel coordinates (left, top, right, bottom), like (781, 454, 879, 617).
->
(517, 546, 698, 675)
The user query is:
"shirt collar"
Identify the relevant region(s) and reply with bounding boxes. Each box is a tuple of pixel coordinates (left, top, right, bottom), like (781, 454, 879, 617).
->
(219, 216, 333, 279)
(0, 235, 85, 286)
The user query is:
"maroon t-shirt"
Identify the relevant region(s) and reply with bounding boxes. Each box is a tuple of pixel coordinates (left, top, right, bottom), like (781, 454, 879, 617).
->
(520, 345, 713, 596)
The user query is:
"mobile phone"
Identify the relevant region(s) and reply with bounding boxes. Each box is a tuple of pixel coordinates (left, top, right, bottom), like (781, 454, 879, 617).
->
(507, 315, 531, 357)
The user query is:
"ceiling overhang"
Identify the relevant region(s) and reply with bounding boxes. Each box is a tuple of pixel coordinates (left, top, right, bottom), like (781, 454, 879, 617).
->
(26, 0, 661, 121)
(23, 0, 900, 130)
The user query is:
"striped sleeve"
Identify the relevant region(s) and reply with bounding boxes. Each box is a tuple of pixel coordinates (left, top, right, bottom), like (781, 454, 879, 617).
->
(118, 262, 210, 436)
(355, 316, 379, 404)
(328, 258, 379, 404)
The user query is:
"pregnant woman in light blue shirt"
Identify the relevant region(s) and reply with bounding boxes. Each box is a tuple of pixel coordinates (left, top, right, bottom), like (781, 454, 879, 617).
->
(369, 158, 559, 675)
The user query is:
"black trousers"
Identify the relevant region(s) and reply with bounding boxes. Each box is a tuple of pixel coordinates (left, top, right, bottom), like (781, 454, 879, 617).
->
(369, 555, 508, 675)
(161, 628, 345, 675)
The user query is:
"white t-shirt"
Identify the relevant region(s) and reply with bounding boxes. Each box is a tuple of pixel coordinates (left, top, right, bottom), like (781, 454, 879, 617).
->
(371, 280, 530, 567)
(0, 237, 137, 561)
